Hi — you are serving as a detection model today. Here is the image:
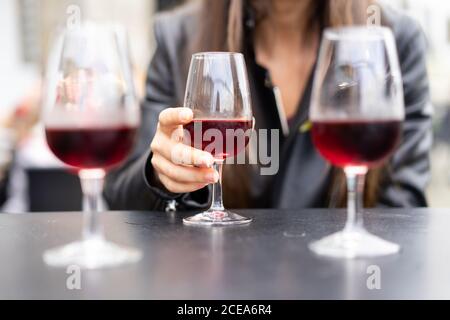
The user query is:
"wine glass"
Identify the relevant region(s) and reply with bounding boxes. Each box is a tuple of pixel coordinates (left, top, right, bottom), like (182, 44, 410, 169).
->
(309, 27, 404, 258)
(182, 52, 253, 226)
(42, 24, 141, 268)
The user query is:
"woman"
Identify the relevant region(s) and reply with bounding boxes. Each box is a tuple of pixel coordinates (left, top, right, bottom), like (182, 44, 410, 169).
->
(104, 0, 432, 211)
(0, 86, 40, 209)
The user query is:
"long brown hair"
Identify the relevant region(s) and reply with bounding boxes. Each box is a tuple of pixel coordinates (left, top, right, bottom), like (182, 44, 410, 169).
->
(189, 0, 383, 208)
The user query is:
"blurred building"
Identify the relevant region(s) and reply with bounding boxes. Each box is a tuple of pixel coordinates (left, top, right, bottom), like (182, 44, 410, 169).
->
(1, 0, 160, 212)
(0, 0, 39, 121)
(386, 0, 450, 206)
(386, 0, 450, 109)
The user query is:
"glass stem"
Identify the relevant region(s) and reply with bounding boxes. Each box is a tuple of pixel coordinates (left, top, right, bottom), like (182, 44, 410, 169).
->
(209, 160, 225, 212)
(79, 169, 105, 242)
(344, 167, 367, 232)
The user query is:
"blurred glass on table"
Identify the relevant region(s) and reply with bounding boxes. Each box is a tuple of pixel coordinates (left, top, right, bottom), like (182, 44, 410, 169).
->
(42, 23, 141, 268)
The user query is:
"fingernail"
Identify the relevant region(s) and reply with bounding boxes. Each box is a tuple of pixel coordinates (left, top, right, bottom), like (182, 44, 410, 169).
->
(202, 156, 213, 167)
(179, 109, 192, 121)
(206, 171, 219, 183)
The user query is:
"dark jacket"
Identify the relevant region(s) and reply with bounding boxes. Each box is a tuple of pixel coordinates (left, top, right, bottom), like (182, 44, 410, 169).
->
(104, 3, 433, 211)
(0, 174, 7, 207)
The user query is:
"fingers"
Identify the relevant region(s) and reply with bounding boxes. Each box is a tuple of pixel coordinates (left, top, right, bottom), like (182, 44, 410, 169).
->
(156, 172, 210, 194)
(158, 107, 193, 132)
(151, 153, 218, 184)
(151, 131, 214, 168)
(150, 107, 220, 194)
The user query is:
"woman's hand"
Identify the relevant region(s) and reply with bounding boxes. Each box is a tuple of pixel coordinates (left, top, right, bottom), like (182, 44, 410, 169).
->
(150, 107, 219, 193)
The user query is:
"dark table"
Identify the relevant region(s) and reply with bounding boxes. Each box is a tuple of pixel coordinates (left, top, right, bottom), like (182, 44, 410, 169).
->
(0, 209, 449, 299)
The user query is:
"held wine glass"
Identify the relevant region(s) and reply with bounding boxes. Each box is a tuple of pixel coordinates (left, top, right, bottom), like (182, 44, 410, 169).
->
(42, 24, 141, 268)
(182, 52, 253, 226)
(309, 27, 404, 258)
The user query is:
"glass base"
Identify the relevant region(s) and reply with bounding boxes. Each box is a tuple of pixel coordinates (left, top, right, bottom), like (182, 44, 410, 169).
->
(309, 228, 400, 258)
(183, 209, 252, 226)
(43, 238, 142, 269)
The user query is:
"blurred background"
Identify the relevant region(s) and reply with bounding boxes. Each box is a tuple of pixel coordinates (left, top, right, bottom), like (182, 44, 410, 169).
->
(0, 0, 449, 212)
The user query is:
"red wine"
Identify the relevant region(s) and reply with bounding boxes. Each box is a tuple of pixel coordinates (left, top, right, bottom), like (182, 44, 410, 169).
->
(46, 126, 137, 169)
(312, 120, 401, 168)
(184, 119, 252, 159)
